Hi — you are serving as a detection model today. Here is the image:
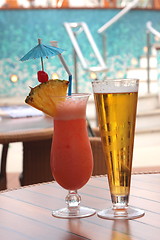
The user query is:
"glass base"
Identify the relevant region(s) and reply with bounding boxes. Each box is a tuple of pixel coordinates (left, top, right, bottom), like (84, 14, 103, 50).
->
(52, 206, 96, 219)
(97, 206, 145, 220)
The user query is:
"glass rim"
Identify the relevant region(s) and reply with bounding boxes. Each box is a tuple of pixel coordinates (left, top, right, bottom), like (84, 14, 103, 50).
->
(91, 78, 139, 83)
(51, 93, 91, 99)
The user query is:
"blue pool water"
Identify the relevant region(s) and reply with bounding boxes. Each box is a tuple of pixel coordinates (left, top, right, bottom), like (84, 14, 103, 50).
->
(0, 8, 160, 97)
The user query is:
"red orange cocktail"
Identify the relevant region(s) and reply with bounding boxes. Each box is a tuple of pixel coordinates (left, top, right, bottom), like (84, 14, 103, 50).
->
(50, 94, 96, 218)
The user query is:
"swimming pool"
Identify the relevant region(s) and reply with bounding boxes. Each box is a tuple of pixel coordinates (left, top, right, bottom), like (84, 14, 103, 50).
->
(0, 8, 160, 98)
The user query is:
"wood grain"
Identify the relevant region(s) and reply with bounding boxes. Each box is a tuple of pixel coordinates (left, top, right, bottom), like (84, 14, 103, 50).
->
(0, 174, 160, 240)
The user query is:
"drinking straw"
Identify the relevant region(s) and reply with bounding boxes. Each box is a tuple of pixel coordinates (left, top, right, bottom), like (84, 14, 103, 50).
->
(50, 41, 72, 96)
(58, 53, 72, 96)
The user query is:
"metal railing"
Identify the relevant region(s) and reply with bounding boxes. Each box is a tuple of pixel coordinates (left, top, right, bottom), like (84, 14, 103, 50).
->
(146, 21, 160, 93)
(64, 22, 108, 92)
(98, 0, 139, 61)
(98, 0, 139, 34)
(146, 21, 160, 38)
(64, 1, 139, 92)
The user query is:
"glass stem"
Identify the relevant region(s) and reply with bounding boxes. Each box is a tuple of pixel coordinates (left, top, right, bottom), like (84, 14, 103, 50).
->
(111, 195, 129, 210)
(65, 190, 81, 212)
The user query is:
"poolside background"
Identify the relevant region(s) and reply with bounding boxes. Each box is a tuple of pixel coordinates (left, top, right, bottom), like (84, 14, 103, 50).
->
(0, 8, 160, 185)
(0, 8, 160, 97)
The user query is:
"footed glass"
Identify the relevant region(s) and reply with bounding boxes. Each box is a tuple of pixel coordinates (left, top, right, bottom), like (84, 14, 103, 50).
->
(50, 94, 96, 218)
(92, 79, 145, 220)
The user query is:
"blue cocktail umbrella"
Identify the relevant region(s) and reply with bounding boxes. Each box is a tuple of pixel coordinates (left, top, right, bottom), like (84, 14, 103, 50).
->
(20, 39, 64, 71)
(20, 39, 72, 95)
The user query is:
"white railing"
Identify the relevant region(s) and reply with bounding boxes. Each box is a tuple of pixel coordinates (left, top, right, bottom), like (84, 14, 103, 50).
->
(146, 21, 160, 38)
(146, 21, 160, 93)
(98, 0, 139, 34)
(64, 22, 107, 72)
(64, 22, 108, 92)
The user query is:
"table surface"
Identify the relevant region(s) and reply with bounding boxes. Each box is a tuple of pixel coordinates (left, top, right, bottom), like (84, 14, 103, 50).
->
(0, 174, 159, 240)
(0, 116, 53, 144)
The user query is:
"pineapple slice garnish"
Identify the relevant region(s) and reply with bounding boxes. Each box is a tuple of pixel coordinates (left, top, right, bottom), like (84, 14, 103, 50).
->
(25, 79, 69, 117)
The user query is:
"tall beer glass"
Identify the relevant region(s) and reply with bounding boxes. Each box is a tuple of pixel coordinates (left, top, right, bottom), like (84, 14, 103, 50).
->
(92, 79, 145, 220)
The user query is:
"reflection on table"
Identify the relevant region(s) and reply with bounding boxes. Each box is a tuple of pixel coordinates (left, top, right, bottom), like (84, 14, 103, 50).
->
(0, 174, 160, 240)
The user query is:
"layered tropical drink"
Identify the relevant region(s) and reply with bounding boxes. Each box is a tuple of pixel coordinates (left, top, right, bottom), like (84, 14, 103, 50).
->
(50, 94, 95, 218)
(23, 39, 95, 218)
(25, 83, 95, 218)
(92, 79, 145, 220)
(50, 94, 93, 191)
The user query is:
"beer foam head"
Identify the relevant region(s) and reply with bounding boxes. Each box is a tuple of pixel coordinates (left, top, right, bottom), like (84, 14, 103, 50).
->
(92, 79, 138, 93)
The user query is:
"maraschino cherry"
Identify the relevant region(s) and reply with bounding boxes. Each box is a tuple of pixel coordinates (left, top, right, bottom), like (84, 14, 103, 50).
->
(37, 71, 49, 83)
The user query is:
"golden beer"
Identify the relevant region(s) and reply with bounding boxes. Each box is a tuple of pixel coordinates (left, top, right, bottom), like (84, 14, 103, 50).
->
(94, 91, 138, 198)
(92, 79, 144, 219)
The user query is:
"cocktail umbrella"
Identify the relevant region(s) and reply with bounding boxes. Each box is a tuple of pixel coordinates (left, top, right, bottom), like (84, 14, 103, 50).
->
(20, 39, 64, 71)
(20, 39, 72, 95)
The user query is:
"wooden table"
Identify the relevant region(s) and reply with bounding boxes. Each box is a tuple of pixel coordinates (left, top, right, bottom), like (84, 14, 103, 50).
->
(0, 115, 53, 142)
(0, 174, 159, 240)
(0, 116, 54, 190)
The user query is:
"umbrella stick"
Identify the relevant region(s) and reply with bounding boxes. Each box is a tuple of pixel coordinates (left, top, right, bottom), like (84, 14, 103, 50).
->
(41, 57, 44, 71)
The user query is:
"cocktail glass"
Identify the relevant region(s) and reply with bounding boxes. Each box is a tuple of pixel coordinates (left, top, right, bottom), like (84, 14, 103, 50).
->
(50, 93, 96, 218)
(92, 79, 145, 220)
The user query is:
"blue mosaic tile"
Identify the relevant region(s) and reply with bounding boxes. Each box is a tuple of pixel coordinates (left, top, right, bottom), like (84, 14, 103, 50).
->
(0, 9, 160, 97)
